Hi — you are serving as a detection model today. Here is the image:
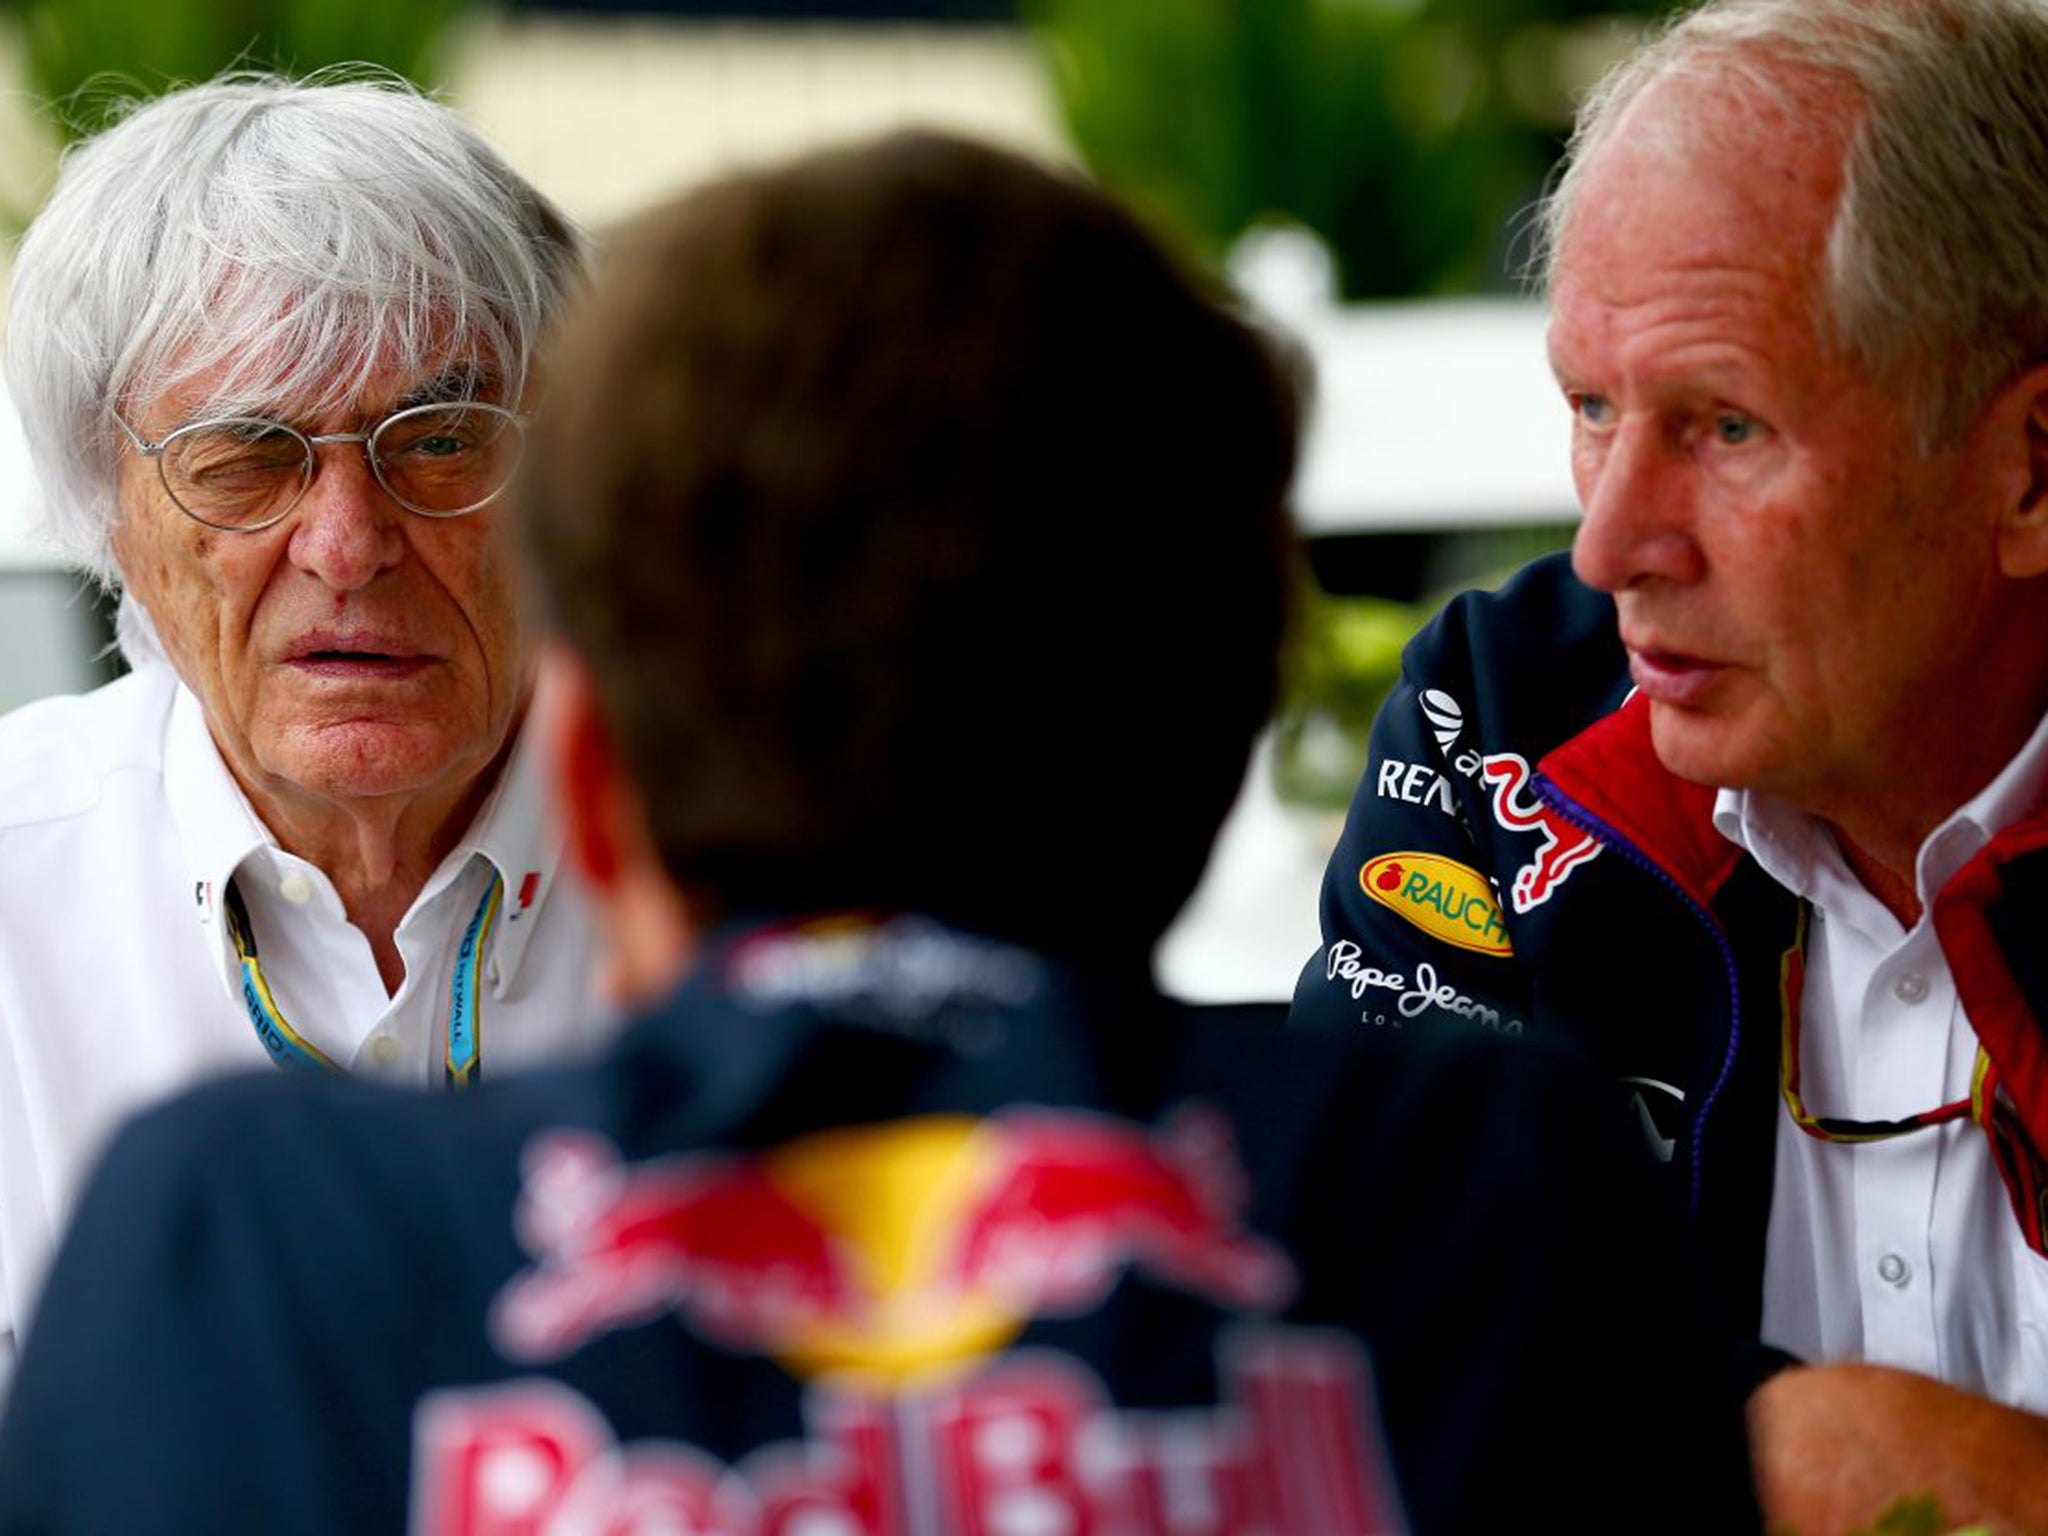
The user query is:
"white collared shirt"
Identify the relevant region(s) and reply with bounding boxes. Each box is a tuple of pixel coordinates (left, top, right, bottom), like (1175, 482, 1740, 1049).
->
(0, 664, 607, 1393)
(1716, 710, 2048, 1411)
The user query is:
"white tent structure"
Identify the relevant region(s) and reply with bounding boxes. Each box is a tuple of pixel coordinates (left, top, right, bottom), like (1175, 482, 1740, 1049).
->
(1160, 279, 1579, 1001)
(1294, 299, 1575, 533)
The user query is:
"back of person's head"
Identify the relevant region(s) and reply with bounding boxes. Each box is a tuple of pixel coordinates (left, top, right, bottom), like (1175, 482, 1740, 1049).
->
(1538, 0, 2048, 447)
(522, 131, 1302, 962)
(5, 69, 580, 634)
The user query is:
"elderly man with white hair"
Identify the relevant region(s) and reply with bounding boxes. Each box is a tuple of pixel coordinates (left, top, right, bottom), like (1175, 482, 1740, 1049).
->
(0, 74, 596, 1386)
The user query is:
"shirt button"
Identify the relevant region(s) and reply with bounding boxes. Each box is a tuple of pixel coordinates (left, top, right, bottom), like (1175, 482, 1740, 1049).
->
(1893, 971, 1930, 1005)
(368, 1035, 400, 1068)
(1877, 1253, 1911, 1287)
(278, 870, 315, 905)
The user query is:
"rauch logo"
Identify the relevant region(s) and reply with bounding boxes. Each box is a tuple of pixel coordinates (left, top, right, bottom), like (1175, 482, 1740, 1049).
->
(1359, 853, 1513, 957)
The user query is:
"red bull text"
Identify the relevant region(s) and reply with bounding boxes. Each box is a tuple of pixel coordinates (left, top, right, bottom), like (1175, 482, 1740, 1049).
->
(412, 1331, 1404, 1536)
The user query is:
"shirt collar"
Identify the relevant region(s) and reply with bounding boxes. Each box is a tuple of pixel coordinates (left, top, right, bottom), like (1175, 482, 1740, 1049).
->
(162, 675, 567, 997)
(446, 707, 565, 995)
(1714, 705, 2048, 912)
(162, 674, 276, 937)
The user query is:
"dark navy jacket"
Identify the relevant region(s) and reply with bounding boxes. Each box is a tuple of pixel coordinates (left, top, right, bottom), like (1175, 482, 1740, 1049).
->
(0, 913, 1757, 1534)
(1292, 552, 2048, 1346)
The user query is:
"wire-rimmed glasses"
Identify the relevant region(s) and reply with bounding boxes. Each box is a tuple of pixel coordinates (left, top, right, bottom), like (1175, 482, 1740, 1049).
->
(112, 401, 528, 533)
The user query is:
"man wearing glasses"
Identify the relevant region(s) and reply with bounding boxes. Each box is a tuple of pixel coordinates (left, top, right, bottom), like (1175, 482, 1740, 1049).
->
(0, 129, 1763, 1535)
(0, 74, 591, 1389)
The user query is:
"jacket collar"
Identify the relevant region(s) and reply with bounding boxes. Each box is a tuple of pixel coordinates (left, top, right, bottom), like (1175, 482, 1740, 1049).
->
(1933, 817, 2048, 1168)
(1538, 689, 2048, 1220)
(1535, 692, 1742, 913)
(614, 914, 1166, 1146)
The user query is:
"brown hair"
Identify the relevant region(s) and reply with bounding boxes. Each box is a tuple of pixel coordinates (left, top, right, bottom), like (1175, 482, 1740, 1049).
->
(522, 130, 1301, 958)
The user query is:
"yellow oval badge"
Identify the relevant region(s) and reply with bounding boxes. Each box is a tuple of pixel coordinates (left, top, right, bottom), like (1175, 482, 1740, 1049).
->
(1359, 852, 1513, 957)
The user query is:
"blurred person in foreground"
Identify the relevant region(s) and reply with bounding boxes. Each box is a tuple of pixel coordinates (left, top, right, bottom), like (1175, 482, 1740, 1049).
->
(0, 132, 1760, 1533)
(1293, 0, 2048, 1526)
(0, 74, 596, 1388)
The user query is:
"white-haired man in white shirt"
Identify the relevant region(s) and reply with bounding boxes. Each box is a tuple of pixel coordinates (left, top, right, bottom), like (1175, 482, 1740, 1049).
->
(0, 73, 600, 1388)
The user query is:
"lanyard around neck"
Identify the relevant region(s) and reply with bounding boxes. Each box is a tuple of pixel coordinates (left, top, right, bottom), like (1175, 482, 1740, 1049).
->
(1777, 898, 2048, 1253)
(223, 868, 505, 1091)
(1778, 901, 1993, 1141)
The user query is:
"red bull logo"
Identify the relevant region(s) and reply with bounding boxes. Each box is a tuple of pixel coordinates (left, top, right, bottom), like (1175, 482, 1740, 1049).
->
(1477, 753, 1602, 913)
(450, 1113, 1402, 1534)
(490, 1134, 855, 1364)
(411, 1330, 1405, 1536)
(491, 1107, 1294, 1383)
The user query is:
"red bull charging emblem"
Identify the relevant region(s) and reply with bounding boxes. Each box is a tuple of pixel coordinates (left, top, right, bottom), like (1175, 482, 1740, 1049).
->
(1477, 752, 1601, 913)
(419, 1108, 1405, 1534)
(491, 1107, 1292, 1378)
(1407, 691, 1601, 915)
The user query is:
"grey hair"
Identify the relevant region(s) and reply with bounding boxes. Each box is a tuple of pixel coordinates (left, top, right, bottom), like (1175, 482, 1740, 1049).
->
(1536, 0, 2048, 447)
(3, 69, 582, 658)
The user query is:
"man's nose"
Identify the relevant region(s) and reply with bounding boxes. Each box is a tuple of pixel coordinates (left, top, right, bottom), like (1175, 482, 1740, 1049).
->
(1568, 420, 1704, 593)
(284, 439, 407, 592)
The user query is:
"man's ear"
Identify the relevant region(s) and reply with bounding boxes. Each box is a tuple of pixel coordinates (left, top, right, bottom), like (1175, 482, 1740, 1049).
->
(1993, 362, 2048, 579)
(537, 642, 698, 1006)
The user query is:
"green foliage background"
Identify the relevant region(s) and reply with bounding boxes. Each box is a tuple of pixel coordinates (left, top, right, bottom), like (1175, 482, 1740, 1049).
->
(10, 0, 469, 137)
(1022, 1, 1692, 797)
(1028, 0, 1687, 298)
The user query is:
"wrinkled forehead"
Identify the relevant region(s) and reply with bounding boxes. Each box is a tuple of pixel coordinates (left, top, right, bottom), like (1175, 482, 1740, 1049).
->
(1556, 69, 1852, 279)
(131, 328, 512, 433)
(116, 265, 527, 430)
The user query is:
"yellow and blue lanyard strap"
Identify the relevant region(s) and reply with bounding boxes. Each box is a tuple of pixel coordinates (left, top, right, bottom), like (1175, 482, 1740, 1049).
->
(1778, 897, 2048, 1253)
(445, 871, 504, 1090)
(1778, 899, 1989, 1142)
(223, 869, 505, 1092)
